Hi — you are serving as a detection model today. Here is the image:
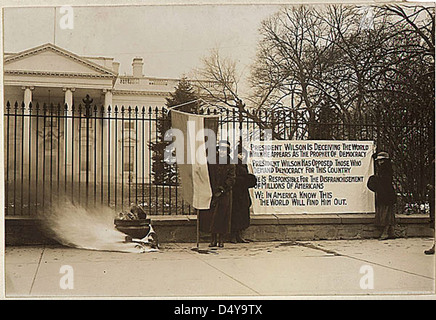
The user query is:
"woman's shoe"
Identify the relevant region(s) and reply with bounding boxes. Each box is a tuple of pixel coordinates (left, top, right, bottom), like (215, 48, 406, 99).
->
(209, 242, 217, 247)
(218, 242, 224, 248)
(379, 234, 389, 240)
(379, 227, 389, 240)
(424, 245, 435, 255)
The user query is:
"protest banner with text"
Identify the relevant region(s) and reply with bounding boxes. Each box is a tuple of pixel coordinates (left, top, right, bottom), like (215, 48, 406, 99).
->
(248, 140, 376, 214)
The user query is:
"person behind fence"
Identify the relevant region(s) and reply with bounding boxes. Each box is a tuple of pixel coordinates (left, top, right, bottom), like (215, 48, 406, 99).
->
(424, 151, 435, 255)
(230, 148, 257, 243)
(367, 151, 396, 240)
(200, 140, 236, 248)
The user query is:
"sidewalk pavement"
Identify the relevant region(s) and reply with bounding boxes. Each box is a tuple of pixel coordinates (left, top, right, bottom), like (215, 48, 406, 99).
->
(4, 238, 435, 298)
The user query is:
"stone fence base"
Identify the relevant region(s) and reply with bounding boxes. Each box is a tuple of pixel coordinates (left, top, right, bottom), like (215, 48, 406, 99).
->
(5, 214, 434, 246)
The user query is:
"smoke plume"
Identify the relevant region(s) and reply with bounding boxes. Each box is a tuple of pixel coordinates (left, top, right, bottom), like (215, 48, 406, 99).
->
(40, 199, 148, 253)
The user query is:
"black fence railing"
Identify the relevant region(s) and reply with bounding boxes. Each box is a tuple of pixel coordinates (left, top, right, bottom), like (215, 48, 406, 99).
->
(4, 101, 434, 216)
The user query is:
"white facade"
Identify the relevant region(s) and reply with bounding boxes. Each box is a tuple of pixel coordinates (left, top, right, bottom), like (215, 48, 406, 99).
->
(3, 43, 181, 184)
(4, 43, 180, 110)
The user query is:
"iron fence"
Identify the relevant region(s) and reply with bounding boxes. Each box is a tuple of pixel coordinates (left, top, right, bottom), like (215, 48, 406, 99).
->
(4, 100, 434, 216)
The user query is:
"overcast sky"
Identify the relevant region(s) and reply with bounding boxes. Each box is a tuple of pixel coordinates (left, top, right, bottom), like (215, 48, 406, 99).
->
(3, 4, 283, 81)
(3, 1, 413, 93)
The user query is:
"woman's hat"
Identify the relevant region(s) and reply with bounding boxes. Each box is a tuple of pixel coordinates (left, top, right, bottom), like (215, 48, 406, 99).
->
(375, 151, 390, 161)
(217, 140, 231, 149)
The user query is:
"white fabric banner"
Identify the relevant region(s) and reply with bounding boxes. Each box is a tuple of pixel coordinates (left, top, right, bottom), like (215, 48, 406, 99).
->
(171, 109, 218, 210)
(248, 140, 376, 214)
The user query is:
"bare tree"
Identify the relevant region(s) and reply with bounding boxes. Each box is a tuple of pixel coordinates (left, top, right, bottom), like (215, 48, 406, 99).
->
(194, 3, 434, 207)
(194, 3, 434, 139)
(250, 5, 353, 139)
(193, 48, 284, 139)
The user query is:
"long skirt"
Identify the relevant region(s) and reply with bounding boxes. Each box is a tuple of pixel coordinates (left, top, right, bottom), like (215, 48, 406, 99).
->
(199, 192, 232, 234)
(375, 204, 395, 227)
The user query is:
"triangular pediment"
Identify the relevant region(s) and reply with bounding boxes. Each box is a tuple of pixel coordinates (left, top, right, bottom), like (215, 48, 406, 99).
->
(4, 43, 116, 77)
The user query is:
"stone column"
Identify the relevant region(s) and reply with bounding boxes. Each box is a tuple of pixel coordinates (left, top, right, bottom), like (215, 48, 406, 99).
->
(103, 89, 115, 185)
(21, 86, 34, 180)
(63, 87, 75, 181)
(23, 86, 34, 107)
(104, 89, 113, 109)
(64, 87, 75, 108)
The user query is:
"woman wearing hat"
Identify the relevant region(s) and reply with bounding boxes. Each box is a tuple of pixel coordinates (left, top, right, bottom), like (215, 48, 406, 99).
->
(231, 148, 257, 243)
(367, 151, 396, 240)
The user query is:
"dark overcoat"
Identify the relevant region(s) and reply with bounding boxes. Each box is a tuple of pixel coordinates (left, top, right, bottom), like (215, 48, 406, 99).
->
(199, 157, 236, 234)
(367, 164, 396, 206)
(231, 163, 257, 233)
(367, 160, 396, 226)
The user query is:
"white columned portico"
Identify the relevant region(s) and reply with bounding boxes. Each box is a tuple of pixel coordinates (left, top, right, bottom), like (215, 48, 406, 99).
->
(63, 87, 75, 180)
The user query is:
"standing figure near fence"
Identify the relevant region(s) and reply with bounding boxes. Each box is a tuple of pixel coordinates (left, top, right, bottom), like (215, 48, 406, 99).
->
(425, 152, 435, 255)
(230, 149, 257, 243)
(200, 140, 236, 248)
(367, 151, 396, 240)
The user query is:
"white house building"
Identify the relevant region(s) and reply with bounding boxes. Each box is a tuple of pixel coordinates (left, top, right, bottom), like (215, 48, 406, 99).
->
(3, 43, 182, 192)
(4, 42, 180, 114)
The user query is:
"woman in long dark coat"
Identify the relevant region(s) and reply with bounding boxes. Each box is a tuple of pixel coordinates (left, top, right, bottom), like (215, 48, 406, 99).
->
(231, 150, 257, 243)
(367, 151, 396, 240)
(199, 141, 236, 247)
